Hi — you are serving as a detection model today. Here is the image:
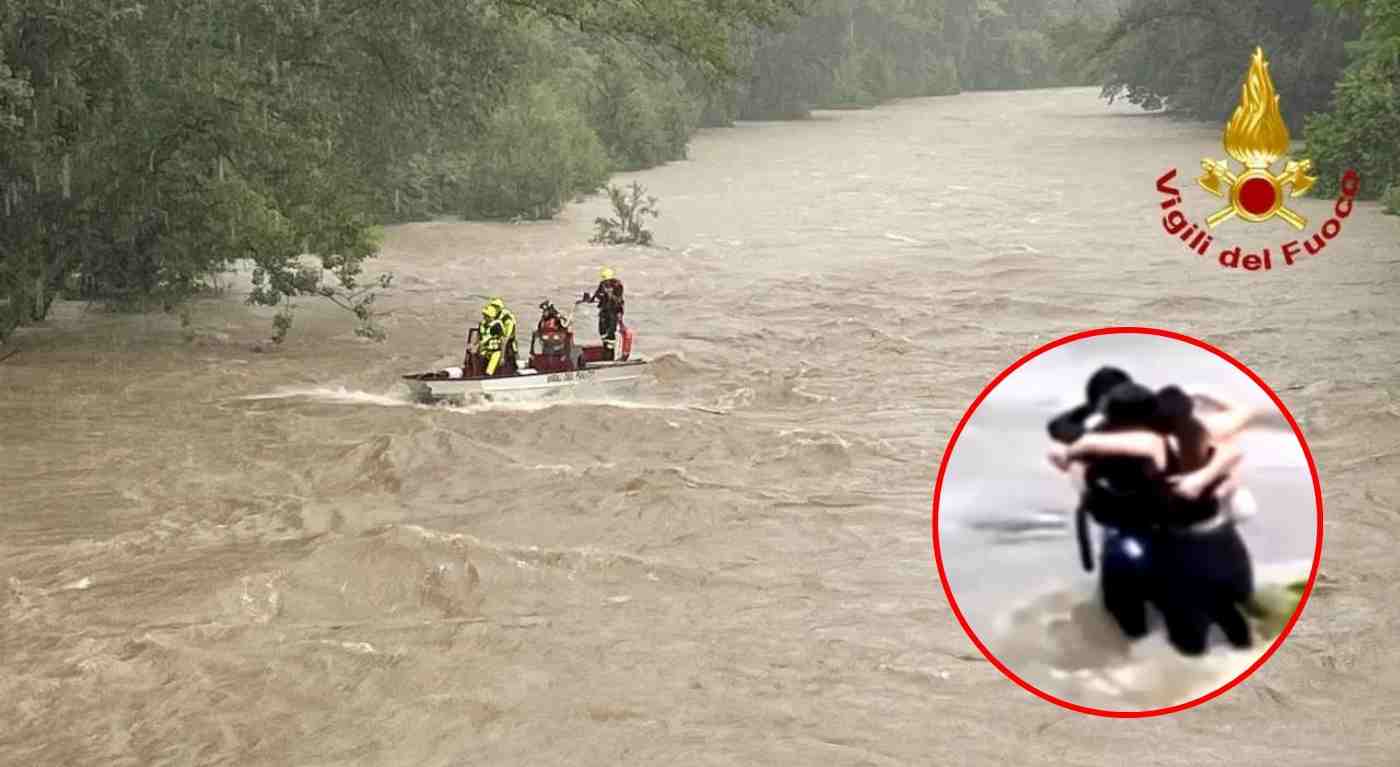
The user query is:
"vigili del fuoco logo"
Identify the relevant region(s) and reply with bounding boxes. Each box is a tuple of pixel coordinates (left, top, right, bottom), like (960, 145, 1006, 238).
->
(1156, 48, 1360, 271)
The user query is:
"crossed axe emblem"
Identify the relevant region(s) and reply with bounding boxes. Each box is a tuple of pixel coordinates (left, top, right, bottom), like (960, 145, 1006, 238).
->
(1197, 158, 1317, 230)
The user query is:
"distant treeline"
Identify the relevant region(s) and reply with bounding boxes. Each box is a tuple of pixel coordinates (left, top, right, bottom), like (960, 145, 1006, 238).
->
(721, 0, 1123, 120)
(1090, 0, 1400, 205)
(0, 0, 1127, 341)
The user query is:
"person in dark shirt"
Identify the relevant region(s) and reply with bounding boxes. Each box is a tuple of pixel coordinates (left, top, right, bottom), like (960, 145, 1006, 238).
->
(582, 266, 625, 359)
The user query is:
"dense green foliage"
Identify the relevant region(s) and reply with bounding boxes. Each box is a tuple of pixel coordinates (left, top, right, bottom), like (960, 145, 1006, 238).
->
(1095, 0, 1359, 132)
(0, 0, 1128, 344)
(1304, 59, 1400, 199)
(1, 0, 523, 341)
(1091, 0, 1400, 205)
(1303, 0, 1400, 200)
(387, 28, 708, 222)
(725, 0, 1121, 120)
(958, 0, 1122, 91)
(0, 0, 790, 342)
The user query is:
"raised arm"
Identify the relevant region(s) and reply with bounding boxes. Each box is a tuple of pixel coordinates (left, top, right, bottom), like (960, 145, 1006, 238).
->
(1189, 389, 1280, 442)
(1198, 405, 1268, 443)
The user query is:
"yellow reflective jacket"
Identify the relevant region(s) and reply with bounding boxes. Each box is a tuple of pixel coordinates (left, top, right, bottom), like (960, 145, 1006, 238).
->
(478, 309, 517, 353)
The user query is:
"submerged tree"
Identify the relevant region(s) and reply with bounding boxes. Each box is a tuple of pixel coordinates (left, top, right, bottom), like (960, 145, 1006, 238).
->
(591, 182, 659, 246)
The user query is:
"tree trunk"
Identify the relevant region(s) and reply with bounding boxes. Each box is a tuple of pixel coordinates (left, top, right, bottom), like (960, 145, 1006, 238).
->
(33, 271, 44, 321)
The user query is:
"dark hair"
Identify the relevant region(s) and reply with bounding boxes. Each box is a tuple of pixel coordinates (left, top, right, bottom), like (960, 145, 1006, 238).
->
(1099, 381, 1157, 429)
(1048, 371, 1211, 464)
(1086, 366, 1131, 404)
(1153, 385, 1193, 425)
(1152, 385, 1211, 469)
(1048, 366, 1135, 444)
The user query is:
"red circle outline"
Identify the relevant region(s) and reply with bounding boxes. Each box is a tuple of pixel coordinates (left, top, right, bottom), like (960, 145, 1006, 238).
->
(929, 326, 1324, 718)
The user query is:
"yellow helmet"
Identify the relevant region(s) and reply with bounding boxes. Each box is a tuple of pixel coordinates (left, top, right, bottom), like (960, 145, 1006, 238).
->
(599, 267, 614, 281)
(482, 302, 500, 319)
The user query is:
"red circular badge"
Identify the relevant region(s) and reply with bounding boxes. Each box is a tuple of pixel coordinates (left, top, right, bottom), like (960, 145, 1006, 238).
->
(930, 326, 1323, 717)
(1238, 176, 1278, 217)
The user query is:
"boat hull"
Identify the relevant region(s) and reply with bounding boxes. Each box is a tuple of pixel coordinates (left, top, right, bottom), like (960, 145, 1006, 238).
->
(402, 359, 648, 404)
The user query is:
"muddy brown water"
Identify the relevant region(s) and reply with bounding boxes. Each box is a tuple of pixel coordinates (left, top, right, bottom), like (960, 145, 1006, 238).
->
(3, 88, 1399, 764)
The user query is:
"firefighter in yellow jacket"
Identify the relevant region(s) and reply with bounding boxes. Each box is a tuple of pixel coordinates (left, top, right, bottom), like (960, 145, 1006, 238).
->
(475, 297, 518, 376)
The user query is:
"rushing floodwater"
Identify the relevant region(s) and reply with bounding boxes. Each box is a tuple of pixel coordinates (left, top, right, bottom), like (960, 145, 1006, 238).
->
(4, 88, 1400, 764)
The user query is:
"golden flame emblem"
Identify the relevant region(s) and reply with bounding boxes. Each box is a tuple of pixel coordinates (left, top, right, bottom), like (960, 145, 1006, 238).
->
(1198, 48, 1317, 230)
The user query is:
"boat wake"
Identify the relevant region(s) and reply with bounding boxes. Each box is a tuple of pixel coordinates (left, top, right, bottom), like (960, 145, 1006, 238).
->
(235, 386, 729, 417)
(434, 396, 726, 417)
(238, 386, 414, 408)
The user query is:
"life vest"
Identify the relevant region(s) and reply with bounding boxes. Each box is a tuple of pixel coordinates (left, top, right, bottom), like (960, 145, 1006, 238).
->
(536, 314, 571, 356)
(479, 310, 517, 353)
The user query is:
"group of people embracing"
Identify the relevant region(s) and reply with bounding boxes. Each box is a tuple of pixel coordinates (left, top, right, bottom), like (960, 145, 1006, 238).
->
(1046, 366, 1270, 657)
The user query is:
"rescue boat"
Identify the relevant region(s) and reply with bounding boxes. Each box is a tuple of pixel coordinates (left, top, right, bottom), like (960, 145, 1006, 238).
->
(402, 300, 647, 405)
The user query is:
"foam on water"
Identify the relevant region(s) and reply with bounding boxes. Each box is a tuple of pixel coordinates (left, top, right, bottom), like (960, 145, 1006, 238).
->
(986, 559, 1314, 712)
(6, 87, 1391, 765)
(235, 385, 729, 417)
(238, 386, 415, 408)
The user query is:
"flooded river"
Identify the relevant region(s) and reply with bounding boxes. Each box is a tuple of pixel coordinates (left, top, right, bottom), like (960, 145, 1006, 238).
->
(4, 87, 1400, 764)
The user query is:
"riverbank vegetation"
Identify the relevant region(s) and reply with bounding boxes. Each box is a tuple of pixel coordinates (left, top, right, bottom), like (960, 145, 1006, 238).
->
(4, 1, 1395, 345)
(1090, 0, 1400, 206)
(726, 0, 1124, 120)
(0, 0, 1124, 343)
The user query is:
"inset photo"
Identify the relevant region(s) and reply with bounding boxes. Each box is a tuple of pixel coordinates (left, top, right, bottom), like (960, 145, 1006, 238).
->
(932, 328, 1322, 716)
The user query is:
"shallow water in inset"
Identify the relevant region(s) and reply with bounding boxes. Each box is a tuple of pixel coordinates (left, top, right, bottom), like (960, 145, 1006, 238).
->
(4, 88, 1400, 765)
